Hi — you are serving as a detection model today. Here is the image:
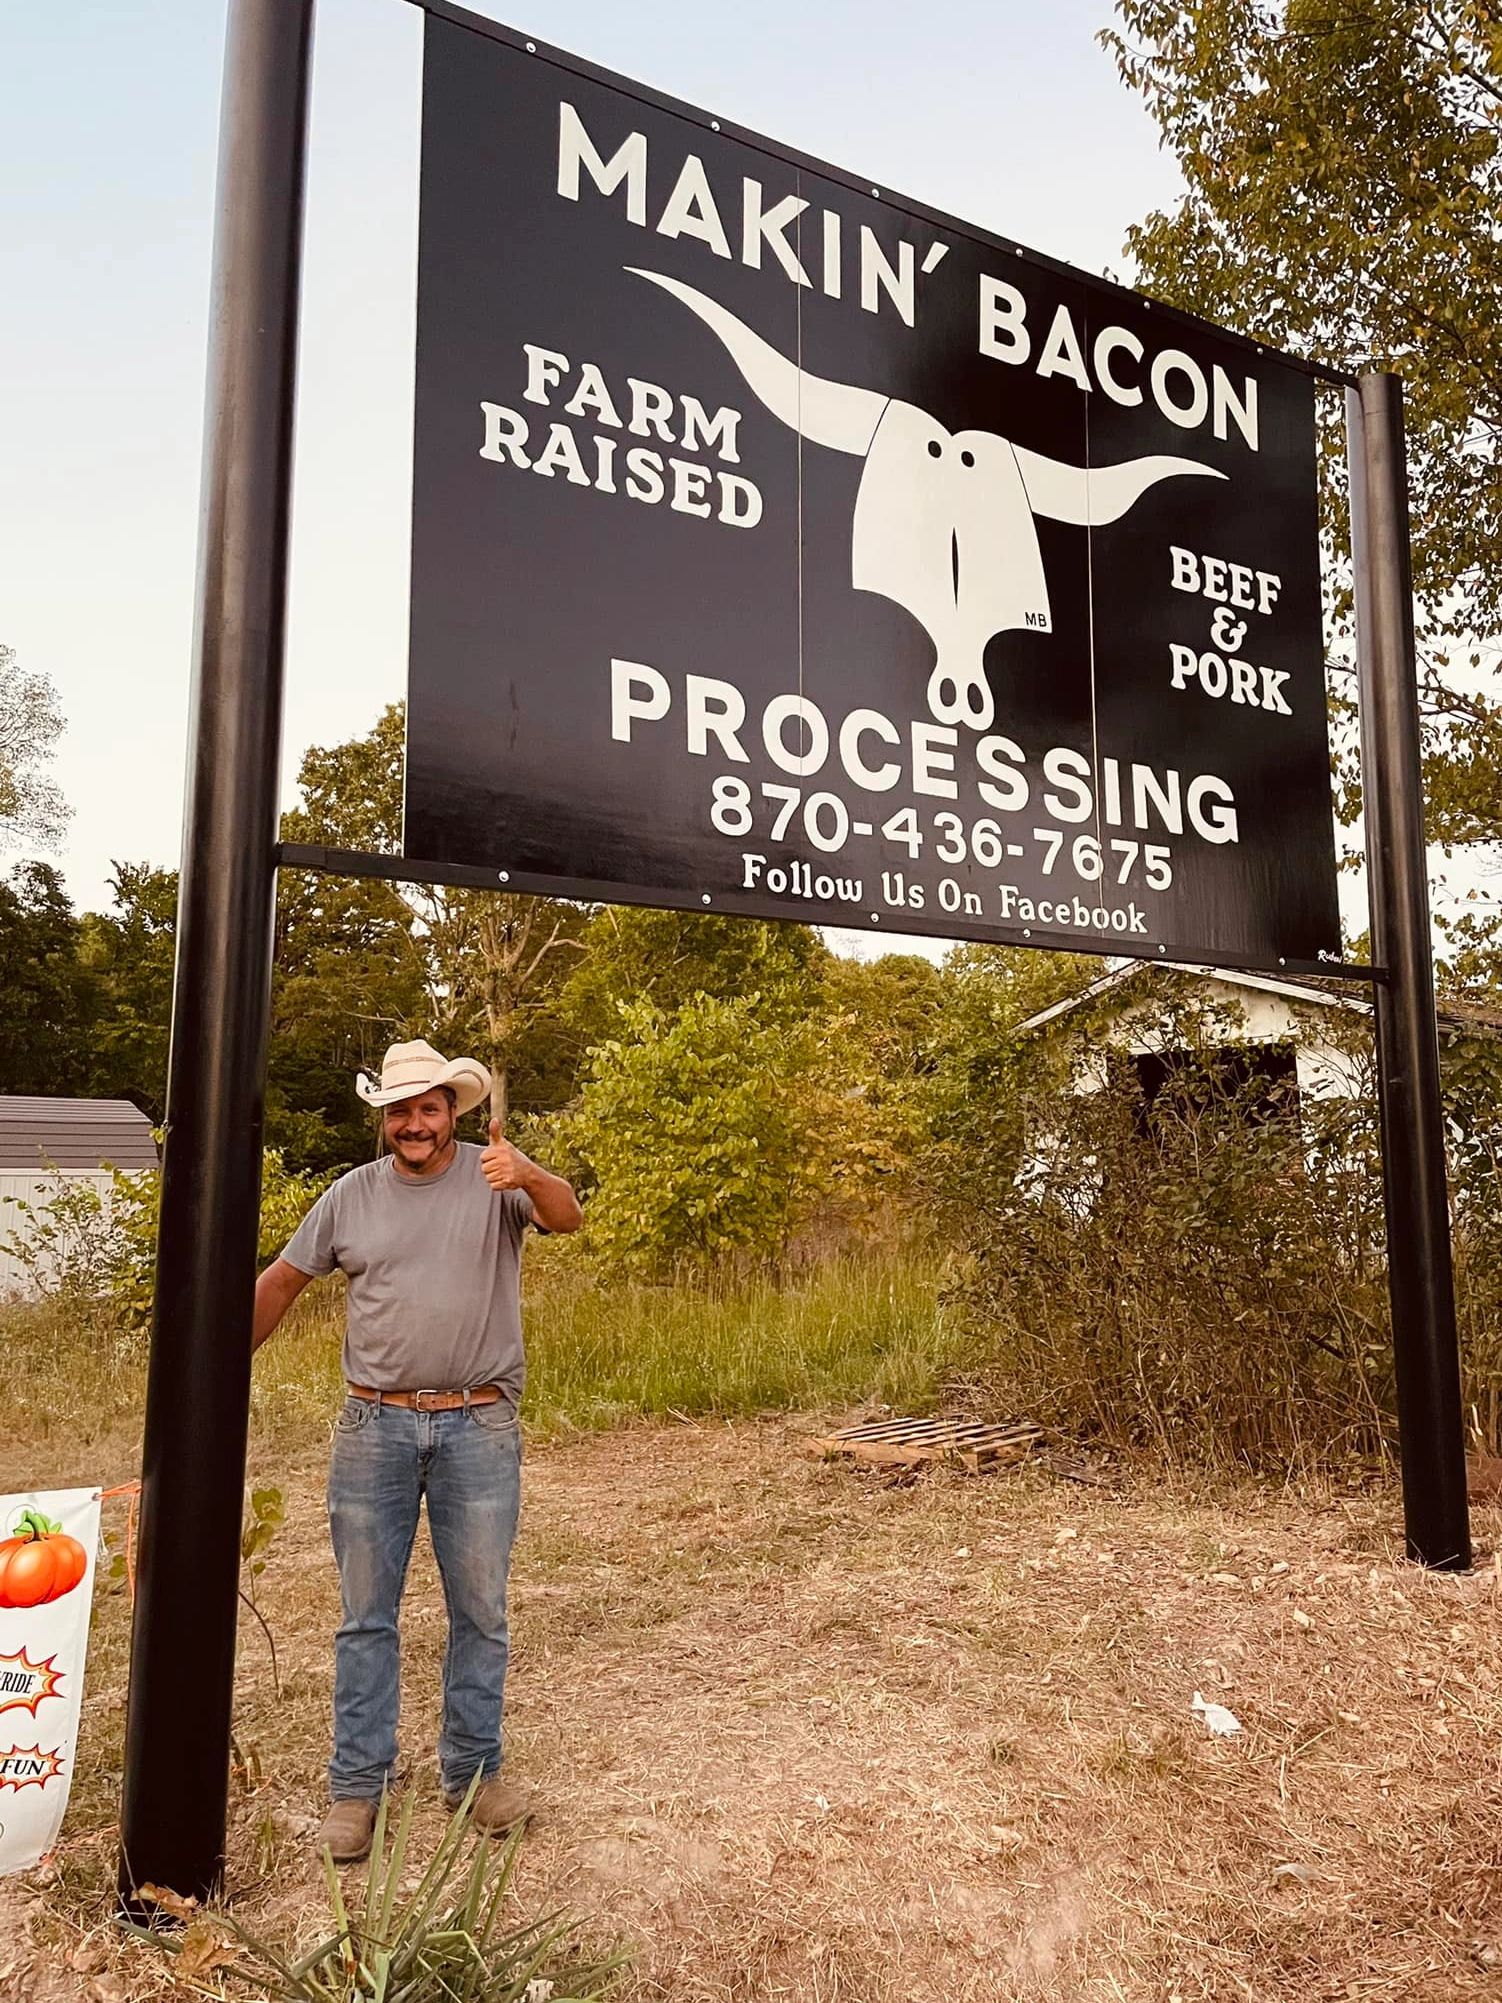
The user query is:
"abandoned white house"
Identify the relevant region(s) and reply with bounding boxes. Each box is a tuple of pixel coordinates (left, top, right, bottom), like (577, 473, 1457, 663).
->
(1016, 962, 1502, 1126)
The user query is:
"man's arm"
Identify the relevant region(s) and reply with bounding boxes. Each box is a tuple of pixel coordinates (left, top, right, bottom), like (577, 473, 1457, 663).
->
(254, 1258, 316, 1350)
(517, 1157, 583, 1233)
(480, 1119, 583, 1233)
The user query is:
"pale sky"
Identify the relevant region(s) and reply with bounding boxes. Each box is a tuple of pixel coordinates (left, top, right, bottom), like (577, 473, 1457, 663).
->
(4, 0, 1194, 929)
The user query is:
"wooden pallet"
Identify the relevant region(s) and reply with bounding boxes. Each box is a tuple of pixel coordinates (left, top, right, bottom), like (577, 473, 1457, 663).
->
(810, 1415, 1044, 1473)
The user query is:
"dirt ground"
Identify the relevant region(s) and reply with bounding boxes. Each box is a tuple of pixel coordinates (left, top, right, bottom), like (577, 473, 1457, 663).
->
(4, 1415, 1502, 2001)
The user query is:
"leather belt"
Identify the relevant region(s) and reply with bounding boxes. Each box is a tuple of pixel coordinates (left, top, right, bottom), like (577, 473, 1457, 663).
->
(348, 1385, 505, 1412)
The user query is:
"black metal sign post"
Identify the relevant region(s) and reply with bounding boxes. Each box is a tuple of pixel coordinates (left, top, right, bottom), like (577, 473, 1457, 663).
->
(118, 0, 315, 1903)
(1348, 376, 1471, 1571)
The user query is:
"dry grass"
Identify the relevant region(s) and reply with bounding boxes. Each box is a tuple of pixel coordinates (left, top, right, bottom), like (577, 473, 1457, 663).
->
(3, 1397, 1502, 2001)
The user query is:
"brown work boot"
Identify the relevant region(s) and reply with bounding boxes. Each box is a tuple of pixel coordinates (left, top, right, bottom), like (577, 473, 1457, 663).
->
(316, 1798, 378, 1863)
(443, 1771, 531, 1835)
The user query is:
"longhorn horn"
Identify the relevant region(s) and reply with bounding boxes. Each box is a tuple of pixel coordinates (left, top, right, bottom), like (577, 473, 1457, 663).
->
(1014, 448, 1226, 527)
(628, 267, 887, 456)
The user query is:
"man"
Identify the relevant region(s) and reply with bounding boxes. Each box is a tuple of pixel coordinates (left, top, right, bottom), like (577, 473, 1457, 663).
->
(253, 1038, 582, 1864)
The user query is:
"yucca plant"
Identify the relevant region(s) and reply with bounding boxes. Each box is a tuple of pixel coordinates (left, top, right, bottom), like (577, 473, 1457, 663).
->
(127, 1780, 624, 2000)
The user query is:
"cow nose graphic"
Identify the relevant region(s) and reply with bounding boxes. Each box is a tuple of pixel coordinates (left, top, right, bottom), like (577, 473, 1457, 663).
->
(927, 662, 994, 732)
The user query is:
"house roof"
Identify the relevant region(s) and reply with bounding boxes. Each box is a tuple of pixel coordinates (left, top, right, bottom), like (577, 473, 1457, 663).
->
(1016, 961, 1502, 1041)
(1432, 994, 1502, 1038)
(0, 1097, 158, 1173)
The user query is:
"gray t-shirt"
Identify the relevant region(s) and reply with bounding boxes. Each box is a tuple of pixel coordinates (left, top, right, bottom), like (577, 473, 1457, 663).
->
(281, 1143, 534, 1402)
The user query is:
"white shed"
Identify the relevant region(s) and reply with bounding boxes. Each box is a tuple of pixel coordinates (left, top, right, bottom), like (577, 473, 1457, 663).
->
(1017, 961, 1501, 1119)
(0, 1097, 158, 1295)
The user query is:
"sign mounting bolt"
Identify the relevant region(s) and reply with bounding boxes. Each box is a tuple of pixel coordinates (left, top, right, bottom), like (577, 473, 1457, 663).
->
(497, 871, 510, 884)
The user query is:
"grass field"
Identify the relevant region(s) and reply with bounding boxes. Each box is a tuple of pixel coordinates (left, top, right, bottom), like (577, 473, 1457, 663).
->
(3, 1260, 1502, 2000)
(4, 1245, 959, 1458)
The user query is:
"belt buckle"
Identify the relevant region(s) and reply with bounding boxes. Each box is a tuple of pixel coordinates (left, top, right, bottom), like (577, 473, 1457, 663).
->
(412, 1388, 444, 1412)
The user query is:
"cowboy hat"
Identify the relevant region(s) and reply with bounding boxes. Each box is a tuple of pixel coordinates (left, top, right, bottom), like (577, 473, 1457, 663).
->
(355, 1040, 491, 1118)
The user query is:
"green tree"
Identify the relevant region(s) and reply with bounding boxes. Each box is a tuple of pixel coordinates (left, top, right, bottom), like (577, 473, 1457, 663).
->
(291, 699, 407, 854)
(0, 863, 96, 1095)
(565, 992, 818, 1275)
(104, 1147, 333, 1327)
(0, 645, 69, 853)
(813, 952, 945, 1206)
(284, 701, 592, 1131)
(1104, 1, 1502, 845)
(560, 905, 829, 1052)
(78, 863, 177, 1120)
(272, 707, 431, 1172)
(920, 945, 1101, 1211)
(3, 1147, 330, 1327)
(421, 891, 594, 1128)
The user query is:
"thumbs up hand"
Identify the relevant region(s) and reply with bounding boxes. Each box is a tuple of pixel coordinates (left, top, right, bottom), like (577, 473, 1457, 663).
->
(481, 1113, 529, 1193)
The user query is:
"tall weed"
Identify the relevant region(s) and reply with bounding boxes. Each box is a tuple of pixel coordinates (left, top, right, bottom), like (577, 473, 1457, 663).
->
(3, 1246, 954, 1453)
(939, 993, 1502, 1468)
(253, 1245, 955, 1438)
(520, 1240, 954, 1431)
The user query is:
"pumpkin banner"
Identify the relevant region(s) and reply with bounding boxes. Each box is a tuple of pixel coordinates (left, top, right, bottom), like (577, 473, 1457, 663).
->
(0, 1489, 99, 1876)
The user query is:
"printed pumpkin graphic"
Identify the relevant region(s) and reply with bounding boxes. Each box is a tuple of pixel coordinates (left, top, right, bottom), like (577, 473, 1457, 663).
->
(0, 1510, 89, 1609)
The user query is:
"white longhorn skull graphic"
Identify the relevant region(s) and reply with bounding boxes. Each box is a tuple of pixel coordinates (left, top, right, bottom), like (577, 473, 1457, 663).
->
(629, 267, 1226, 730)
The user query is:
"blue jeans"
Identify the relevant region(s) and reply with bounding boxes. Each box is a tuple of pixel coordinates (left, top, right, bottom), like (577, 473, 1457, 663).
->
(325, 1395, 522, 1801)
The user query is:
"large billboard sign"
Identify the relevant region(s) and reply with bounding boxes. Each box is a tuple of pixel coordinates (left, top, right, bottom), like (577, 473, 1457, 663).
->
(404, 4, 1342, 968)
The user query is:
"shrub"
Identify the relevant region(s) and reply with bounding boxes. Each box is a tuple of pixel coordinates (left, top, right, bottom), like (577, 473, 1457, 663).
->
(1, 1171, 134, 1306)
(946, 1067, 1391, 1467)
(1443, 1024, 1502, 1440)
(561, 992, 819, 1277)
(130, 1786, 623, 2000)
(2, 1150, 330, 1328)
(938, 982, 1502, 1466)
(932, 987, 1386, 1465)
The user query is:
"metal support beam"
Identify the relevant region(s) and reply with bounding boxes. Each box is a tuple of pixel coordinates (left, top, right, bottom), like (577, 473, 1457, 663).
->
(1347, 374, 1470, 1571)
(118, 0, 315, 1902)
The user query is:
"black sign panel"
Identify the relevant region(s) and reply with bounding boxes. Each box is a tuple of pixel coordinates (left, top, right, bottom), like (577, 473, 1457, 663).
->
(405, 6, 1341, 968)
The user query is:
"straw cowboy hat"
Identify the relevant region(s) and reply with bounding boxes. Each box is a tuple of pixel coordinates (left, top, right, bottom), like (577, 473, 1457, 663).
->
(355, 1040, 491, 1118)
